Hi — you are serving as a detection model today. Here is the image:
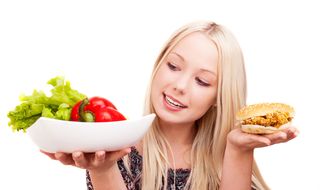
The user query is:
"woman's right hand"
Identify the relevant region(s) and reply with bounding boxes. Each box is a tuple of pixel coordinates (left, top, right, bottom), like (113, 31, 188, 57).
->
(41, 148, 131, 173)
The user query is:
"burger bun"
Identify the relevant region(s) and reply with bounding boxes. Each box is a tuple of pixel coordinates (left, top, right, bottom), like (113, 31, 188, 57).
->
(236, 103, 295, 121)
(241, 122, 291, 135)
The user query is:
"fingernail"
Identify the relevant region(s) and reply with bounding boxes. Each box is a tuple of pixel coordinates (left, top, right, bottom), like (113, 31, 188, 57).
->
(56, 152, 64, 159)
(74, 152, 82, 158)
(97, 151, 104, 157)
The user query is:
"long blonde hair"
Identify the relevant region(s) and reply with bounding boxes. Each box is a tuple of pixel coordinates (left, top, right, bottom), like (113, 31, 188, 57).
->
(139, 21, 269, 190)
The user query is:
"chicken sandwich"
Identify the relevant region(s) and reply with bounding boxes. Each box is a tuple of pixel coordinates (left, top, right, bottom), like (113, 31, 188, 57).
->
(236, 103, 295, 134)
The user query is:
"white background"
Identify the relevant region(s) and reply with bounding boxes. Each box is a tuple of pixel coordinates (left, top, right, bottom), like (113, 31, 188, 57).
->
(0, 0, 319, 189)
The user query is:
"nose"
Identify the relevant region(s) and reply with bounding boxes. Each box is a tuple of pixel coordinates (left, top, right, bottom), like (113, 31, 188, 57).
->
(173, 75, 190, 95)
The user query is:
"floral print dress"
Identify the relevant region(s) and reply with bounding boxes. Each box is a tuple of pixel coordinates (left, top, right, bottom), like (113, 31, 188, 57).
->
(86, 147, 191, 190)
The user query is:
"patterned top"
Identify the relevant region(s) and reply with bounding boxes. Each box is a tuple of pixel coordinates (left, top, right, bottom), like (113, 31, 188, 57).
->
(86, 147, 191, 190)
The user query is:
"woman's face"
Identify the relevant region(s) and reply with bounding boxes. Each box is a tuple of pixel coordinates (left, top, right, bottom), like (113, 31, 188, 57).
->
(151, 32, 219, 126)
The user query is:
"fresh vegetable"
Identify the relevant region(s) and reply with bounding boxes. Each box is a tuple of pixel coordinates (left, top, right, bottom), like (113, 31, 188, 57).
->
(7, 76, 87, 132)
(8, 76, 126, 132)
(71, 97, 126, 122)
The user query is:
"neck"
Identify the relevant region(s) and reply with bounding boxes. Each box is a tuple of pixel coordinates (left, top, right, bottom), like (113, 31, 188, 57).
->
(159, 120, 196, 148)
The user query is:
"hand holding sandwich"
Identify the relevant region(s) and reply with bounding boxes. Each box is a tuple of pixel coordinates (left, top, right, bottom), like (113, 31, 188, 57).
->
(228, 103, 299, 152)
(221, 108, 298, 190)
(227, 127, 299, 152)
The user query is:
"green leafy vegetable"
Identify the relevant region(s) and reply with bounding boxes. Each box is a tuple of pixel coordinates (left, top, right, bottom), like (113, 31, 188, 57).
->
(7, 76, 87, 132)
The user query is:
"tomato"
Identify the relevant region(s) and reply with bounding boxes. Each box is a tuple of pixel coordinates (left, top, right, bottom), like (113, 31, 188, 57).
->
(71, 96, 125, 122)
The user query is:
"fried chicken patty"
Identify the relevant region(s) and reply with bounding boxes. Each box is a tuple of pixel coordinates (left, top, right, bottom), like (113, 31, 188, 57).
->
(242, 111, 292, 128)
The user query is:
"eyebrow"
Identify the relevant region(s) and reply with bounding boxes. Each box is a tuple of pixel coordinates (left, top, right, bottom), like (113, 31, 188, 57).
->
(200, 68, 217, 77)
(171, 51, 217, 76)
(171, 52, 185, 62)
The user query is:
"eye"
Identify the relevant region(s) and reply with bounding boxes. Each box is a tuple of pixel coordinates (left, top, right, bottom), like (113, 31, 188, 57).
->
(167, 62, 179, 71)
(196, 77, 210, 87)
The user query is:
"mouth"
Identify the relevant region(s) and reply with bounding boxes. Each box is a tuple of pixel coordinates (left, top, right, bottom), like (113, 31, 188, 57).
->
(163, 93, 188, 110)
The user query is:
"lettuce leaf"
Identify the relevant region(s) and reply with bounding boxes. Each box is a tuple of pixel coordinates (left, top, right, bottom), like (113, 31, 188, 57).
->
(7, 76, 86, 132)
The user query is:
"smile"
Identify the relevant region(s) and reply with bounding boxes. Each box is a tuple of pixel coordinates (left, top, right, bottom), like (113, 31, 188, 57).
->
(163, 93, 188, 109)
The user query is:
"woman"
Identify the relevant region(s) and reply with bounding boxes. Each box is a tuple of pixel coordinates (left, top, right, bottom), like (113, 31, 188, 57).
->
(44, 21, 298, 190)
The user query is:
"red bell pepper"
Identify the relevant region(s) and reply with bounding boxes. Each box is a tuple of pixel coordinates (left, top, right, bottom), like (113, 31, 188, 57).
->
(71, 96, 126, 122)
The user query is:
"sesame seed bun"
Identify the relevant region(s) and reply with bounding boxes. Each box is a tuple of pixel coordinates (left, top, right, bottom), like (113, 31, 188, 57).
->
(236, 103, 295, 121)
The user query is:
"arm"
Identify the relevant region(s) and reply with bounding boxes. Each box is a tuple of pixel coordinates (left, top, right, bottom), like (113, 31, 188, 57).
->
(220, 140, 253, 190)
(42, 148, 131, 190)
(220, 127, 299, 190)
(89, 164, 126, 190)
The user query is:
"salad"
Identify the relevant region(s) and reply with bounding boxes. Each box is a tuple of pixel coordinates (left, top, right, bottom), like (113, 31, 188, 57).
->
(7, 76, 125, 132)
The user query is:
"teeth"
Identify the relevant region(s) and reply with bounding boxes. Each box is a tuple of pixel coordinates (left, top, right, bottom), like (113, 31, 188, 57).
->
(165, 95, 184, 108)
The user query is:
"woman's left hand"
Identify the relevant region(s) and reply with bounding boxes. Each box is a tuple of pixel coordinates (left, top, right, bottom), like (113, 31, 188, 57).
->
(227, 126, 299, 152)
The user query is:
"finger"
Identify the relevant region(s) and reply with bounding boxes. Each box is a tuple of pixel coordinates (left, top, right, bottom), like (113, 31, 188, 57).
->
(283, 127, 299, 140)
(72, 152, 88, 168)
(247, 135, 272, 148)
(40, 150, 57, 160)
(55, 152, 75, 166)
(107, 148, 131, 162)
(265, 131, 288, 145)
(92, 151, 106, 167)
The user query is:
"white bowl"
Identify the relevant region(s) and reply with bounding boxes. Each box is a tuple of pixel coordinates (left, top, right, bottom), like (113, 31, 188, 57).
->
(27, 114, 156, 153)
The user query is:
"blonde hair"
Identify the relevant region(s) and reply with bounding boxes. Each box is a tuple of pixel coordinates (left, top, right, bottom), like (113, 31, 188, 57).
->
(136, 21, 269, 190)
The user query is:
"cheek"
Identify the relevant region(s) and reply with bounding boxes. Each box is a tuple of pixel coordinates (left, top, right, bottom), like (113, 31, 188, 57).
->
(153, 67, 175, 90)
(151, 71, 168, 105)
(191, 88, 216, 112)
(151, 80, 160, 105)
(151, 75, 164, 96)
